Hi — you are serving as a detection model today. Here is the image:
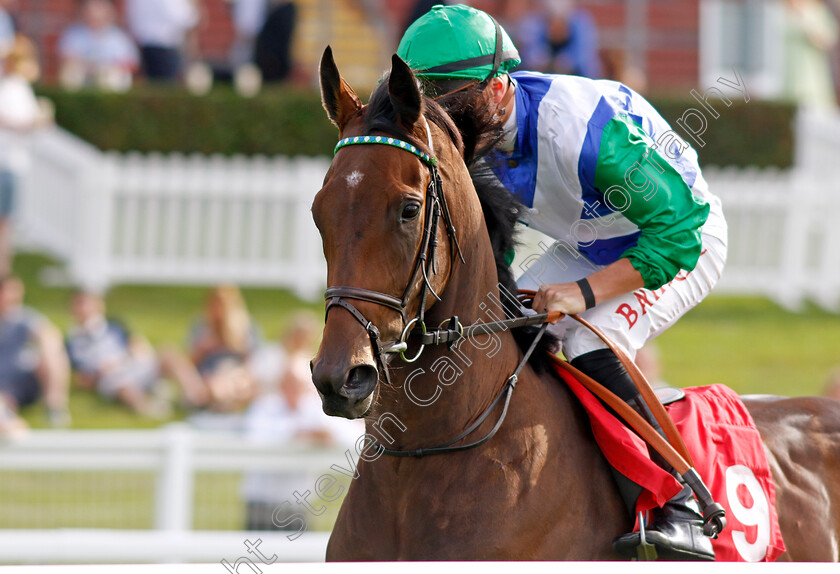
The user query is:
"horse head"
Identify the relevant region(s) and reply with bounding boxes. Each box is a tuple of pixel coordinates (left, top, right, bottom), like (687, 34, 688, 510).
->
(311, 47, 478, 419)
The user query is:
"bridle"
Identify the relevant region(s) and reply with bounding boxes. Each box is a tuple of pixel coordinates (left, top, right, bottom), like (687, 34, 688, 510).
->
(323, 118, 556, 458)
(324, 121, 465, 390)
(324, 13, 518, 391)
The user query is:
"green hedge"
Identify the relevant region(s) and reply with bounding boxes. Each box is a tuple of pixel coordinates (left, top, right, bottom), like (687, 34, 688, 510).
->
(36, 86, 339, 157)
(650, 99, 796, 169)
(36, 86, 796, 167)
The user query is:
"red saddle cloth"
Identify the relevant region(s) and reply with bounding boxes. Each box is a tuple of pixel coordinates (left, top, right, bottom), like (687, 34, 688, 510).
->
(554, 364, 786, 562)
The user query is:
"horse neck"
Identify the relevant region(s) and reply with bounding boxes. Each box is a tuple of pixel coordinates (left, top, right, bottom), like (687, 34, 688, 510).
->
(368, 214, 523, 450)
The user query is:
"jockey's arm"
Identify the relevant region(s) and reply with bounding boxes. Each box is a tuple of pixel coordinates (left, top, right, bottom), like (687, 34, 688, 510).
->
(534, 115, 710, 318)
(533, 258, 644, 318)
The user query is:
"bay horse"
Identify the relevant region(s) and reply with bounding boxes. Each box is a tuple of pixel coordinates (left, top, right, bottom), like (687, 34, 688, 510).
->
(310, 47, 840, 561)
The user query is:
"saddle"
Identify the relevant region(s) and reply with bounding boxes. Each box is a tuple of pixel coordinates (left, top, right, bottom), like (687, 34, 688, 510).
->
(551, 352, 786, 562)
(655, 386, 686, 406)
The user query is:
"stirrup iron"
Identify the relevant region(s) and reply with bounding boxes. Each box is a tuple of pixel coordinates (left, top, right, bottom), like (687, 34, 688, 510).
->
(636, 511, 658, 561)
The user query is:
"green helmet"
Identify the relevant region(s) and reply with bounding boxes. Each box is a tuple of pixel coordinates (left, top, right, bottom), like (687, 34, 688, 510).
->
(397, 4, 521, 83)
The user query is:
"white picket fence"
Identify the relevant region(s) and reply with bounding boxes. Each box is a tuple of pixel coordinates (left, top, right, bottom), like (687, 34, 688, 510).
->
(0, 424, 353, 563)
(705, 167, 840, 311)
(707, 107, 840, 311)
(10, 128, 330, 299)
(4, 108, 840, 310)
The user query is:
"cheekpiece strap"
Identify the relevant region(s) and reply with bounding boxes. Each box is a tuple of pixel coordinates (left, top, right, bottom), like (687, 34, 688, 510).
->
(334, 135, 437, 167)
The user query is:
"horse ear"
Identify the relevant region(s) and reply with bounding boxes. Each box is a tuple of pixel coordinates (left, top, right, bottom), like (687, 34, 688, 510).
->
(388, 54, 422, 129)
(320, 46, 362, 130)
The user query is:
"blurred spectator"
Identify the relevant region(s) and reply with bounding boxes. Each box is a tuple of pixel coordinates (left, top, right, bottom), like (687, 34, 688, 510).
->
(0, 390, 25, 437)
(600, 48, 647, 95)
(512, 0, 601, 79)
(0, 276, 71, 433)
(58, 0, 139, 92)
(0, 33, 51, 277)
(0, 0, 14, 67)
(0, 33, 44, 128)
(224, 0, 299, 95)
(253, 0, 296, 83)
(125, 0, 199, 82)
(249, 311, 319, 394)
(783, 0, 838, 110)
(229, 0, 267, 70)
(223, 0, 269, 96)
(823, 367, 840, 400)
(0, 33, 47, 131)
(66, 290, 209, 418)
(188, 285, 260, 412)
(242, 313, 360, 530)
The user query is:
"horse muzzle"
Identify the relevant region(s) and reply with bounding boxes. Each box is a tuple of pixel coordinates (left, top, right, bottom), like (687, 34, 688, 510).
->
(311, 359, 379, 419)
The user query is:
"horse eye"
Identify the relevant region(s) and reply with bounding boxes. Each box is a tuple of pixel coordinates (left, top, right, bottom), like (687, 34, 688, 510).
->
(401, 202, 421, 222)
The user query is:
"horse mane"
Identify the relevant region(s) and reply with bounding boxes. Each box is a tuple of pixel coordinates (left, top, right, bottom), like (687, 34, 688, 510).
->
(365, 75, 559, 370)
(469, 165, 561, 373)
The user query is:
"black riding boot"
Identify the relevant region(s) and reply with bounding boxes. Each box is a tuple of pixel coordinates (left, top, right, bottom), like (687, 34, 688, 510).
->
(570, 349, 715, 561)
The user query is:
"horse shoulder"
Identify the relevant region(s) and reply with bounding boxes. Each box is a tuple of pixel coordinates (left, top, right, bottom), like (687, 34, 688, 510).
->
(477, 367, 629, 558)
(328, 367, 629, 560)
(326, 460, 398, 561)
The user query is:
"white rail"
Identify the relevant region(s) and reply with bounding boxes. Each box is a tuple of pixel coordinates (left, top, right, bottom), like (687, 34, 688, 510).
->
(0, 530, 331, 564)
(0, 425, 356, 564)
(12, 128, 329, 299)
(702, 166, 840, 311)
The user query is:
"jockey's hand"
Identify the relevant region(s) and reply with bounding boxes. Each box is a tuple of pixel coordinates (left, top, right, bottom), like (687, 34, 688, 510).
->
(532, 282, 586, 321)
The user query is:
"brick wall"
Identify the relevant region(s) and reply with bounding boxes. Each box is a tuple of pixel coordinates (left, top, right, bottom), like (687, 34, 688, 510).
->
(645, 0, 699, 91)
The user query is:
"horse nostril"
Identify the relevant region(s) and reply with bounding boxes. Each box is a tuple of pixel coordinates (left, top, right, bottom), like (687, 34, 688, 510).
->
(311, 360, 343, 395)
(343, 365, 379, 399)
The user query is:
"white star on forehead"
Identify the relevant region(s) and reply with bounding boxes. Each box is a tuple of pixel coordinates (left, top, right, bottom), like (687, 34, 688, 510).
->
(345, 170, 364, 189)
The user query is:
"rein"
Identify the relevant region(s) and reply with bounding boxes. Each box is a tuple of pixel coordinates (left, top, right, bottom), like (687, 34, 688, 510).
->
(375, 323, 549, 458)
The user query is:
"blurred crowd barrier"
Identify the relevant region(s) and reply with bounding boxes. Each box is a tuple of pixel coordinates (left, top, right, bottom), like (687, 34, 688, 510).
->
(0, 423, 347, 563)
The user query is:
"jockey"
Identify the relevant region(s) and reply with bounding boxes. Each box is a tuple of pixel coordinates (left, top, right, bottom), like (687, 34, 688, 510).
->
(397, 4, 728, 561)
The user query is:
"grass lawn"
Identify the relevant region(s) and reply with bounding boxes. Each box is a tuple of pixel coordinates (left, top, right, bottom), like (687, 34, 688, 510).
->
(10, 252, 840, 429)
(653, 296, 839, 397)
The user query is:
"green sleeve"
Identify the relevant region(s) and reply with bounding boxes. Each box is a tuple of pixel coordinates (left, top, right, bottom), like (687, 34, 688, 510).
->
(594, 115, 710, 290)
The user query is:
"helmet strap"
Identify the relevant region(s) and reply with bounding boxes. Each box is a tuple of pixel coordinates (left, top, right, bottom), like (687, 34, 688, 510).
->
(431, 79, 480, 101)
(483, 15, 504, 86)
(495, 77, 515, 118)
